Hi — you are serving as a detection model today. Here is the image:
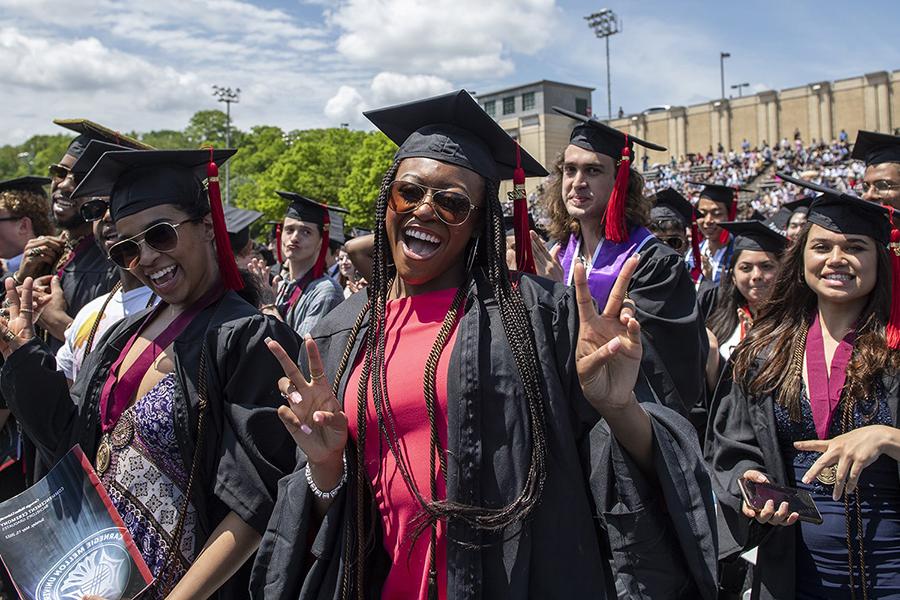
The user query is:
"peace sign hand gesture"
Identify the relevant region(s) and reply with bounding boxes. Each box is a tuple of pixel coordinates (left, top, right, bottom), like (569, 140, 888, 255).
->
(267, 334, 347, 490)
(574, 255, 643, 415)
(0, 277, 37, 359)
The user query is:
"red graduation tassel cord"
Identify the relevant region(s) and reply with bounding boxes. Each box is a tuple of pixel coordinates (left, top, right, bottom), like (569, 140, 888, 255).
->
(206, 148, 244, 290)
(312, 211, 330, 279)
(275, 223, 284, 264)
(717, 191, 738, 246)
(690, 208, 703, 282)
(510, 142, 536, 274)
(886, 208, 900, 349)
(604, 136, 630, 243)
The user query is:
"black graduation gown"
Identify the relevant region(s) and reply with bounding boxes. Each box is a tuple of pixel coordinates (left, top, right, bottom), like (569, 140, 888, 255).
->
(629, 237, 709, 422)
(249, 273, 718, 600)
(706, 361, 900, 600)
(60, 236, 119, 318)
(0, 290, 301, 599)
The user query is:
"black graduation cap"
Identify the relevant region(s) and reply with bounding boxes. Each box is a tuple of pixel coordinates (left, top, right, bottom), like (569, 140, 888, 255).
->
(73, 149, 236, 221)
(776, 172, 890, 245)
(54, 118, 151, 160)
(651, 188, 693, 226)
(224, 206, 263, 252)
(363, 90, 548, 182)
(70, 140, 135, 183)
(687, 181, 750, 205)
(0, 176, 51, 195)
(328, 209, 348, 248)
(349, 227, 371, 240)
(783, 197, 813, 214)
(851, 130, 900, 166)
(750, 210, 766, 221)
(276, 191, 348, 227)
(553, 106, 666, 158)
(717, 220, 788, 254)
(765, 207, 791, 234)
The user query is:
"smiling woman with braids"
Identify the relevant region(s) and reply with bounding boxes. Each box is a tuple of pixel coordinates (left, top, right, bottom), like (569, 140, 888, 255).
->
(250, 91, 716, 600)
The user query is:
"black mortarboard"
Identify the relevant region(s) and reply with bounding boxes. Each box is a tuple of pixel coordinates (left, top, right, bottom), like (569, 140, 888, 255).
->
(553, 106, 667, 158)
(54, 118, 151, 160)
(73, 149, 236, 221)
(750, 210, 766, 222)
(70, 140, 134, 184)
(717, 220, 788, 254)
(777, 172, 890, 244)
(651, 188, 693, 226)
(363, 90, 548, 182)
(688, 181, 750, 205)
(784, 197, 813, 214)
(276, 191, 349, 227)
(765, 207, 791, 234)
(224, 206, 262, 251)
(329, 209, 347, 247)
(0, 176, 51, 195)
(851, 130, 900, 166)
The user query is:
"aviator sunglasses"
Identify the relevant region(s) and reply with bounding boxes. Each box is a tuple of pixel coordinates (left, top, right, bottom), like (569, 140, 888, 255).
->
(388, 180, 480, 226)
(107, 218, 197, 269)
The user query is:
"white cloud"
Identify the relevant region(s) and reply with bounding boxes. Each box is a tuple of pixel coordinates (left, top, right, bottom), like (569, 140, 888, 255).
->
(324, 72, 454, 126)
(328, 0, 557, 79)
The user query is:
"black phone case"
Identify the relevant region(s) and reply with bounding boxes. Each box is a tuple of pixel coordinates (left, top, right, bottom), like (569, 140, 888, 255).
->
(738, 477, 824, 525)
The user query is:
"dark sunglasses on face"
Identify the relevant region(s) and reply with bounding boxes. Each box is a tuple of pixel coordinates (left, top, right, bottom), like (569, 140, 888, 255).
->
(659, 236, 686, 252)
(48, 163, 73, 182)
(108, 218, 197, 269)
(79, 198, 109, 222)
(388, 180, 479, 226)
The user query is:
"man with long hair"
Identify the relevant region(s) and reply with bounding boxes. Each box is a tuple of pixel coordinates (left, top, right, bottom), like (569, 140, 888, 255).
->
(539, 108, 707, 422)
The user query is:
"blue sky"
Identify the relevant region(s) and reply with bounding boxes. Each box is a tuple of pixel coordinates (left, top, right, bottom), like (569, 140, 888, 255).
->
(1, 0, 898, 145)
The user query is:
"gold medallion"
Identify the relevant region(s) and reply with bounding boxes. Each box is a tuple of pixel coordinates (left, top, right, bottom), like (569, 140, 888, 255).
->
(110, 416, 134, 450)
(95, 436, 111, 475)
(816, 465, 838, 485)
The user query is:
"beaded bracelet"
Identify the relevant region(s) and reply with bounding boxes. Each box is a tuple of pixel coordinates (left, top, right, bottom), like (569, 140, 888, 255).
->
(305, 452, 348, 500)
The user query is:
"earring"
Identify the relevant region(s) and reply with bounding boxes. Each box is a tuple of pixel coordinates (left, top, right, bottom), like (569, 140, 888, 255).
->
(465, 236, 480, 273)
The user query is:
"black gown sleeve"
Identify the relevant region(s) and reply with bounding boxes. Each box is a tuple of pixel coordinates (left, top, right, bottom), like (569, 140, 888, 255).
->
(628, 241, 708, 418)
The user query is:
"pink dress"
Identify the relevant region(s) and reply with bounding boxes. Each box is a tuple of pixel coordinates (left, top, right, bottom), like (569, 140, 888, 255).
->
(346, 288, 459, 600)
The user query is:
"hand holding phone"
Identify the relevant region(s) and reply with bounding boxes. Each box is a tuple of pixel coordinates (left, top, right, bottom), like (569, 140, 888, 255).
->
(738, 471, 823, 526)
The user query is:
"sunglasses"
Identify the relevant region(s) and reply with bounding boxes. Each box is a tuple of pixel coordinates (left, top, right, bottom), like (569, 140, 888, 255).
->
(48, 163, 73, 182)
(659, 236, 686, 252)
(388, 180, 479, 226)
(108, 218, 197, 269)
(79, 198, 109, 222)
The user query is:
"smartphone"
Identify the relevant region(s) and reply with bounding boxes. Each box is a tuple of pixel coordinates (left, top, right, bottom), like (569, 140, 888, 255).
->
(737, 477, 823, 525)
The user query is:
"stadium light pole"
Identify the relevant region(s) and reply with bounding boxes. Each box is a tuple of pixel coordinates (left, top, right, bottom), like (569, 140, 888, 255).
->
(720, 52, 731, 99)
(212, 85, 241, 205)
(585, 9, 622, 123)
(731, 82, 750, 98)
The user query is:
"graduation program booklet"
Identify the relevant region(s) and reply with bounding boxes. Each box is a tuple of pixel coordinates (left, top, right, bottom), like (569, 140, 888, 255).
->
(0, 445, 153, 600)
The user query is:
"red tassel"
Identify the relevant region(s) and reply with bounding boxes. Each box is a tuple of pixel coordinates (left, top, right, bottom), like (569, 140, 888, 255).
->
(690, 209, 703, 282)
(312, 211, 330, 279)
(511, 142, 535, 274)
(604, 136, 630, 243)
(717, 191, 737, 246)
(206, 148, 244, 290)
(886, 208, 900, 349)
(275, 223, 283, 264)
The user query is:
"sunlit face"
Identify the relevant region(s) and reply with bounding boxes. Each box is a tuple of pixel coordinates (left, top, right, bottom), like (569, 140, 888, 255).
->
(561, 144, 616, 226)
(786, 211, 808, 239)
(91, 200, 117, 257)
(337, 249, 355, 279)
(385, 157, 483, 291)
(49, 153, 86, 230)
(731, 249, 779, 308)
(860, 163, 900, 210)
(281, 217, 322, 266)
(114, 204, 216, 307)
(0, 212, 31, 259)
(803, 224, 877, 306)
(696, 198, 728, 241)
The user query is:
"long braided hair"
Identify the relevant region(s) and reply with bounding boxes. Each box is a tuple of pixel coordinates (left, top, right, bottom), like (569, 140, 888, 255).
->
(330, 159, 550, 598)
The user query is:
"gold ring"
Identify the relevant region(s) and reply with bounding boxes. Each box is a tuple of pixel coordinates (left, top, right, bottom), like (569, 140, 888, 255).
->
(19, 308, 32, 315)
(309, 371, 327, 382)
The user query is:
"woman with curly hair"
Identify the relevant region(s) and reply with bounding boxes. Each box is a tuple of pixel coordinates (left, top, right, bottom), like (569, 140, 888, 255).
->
(540, 108, 707, 423)
(251, 91, 717, 600)
(708, 176, 900, 599)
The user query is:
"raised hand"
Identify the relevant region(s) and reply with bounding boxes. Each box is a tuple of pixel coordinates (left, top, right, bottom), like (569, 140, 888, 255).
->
(531, 231, 564, 282)
(0, 277, 37, 359)
(18, 235, 65, 279)
(796, 425, 899, 501)
(266, 334, 347, 489)
(574, 254, 642, 415)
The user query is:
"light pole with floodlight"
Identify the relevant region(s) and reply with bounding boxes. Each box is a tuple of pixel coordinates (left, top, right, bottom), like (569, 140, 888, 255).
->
(212, 85, 240, 205)
(585, 9, 622, 123)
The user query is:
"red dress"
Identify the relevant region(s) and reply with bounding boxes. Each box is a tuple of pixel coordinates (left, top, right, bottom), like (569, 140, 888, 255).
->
(346, 288, 458, 600)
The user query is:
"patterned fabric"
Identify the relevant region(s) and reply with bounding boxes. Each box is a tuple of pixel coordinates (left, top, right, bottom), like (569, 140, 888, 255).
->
(100, 373, 198, 599)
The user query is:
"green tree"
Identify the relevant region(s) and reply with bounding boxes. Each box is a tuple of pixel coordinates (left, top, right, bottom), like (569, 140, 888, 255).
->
(184, 110, 241, 149)
(138, 129, 190, 149)
(338, 132, 397, 229)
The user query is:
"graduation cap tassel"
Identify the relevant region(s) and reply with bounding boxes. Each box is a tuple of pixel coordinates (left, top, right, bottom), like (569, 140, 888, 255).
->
(312, 211, 330, 279)
(886, 209, 900, 349)
(511, 142, 536, 274)
(206, 148, 244, 291)
(690, 210, 703, 282)
(718, 191, 738, 246)
(604, 136, 631, 244)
